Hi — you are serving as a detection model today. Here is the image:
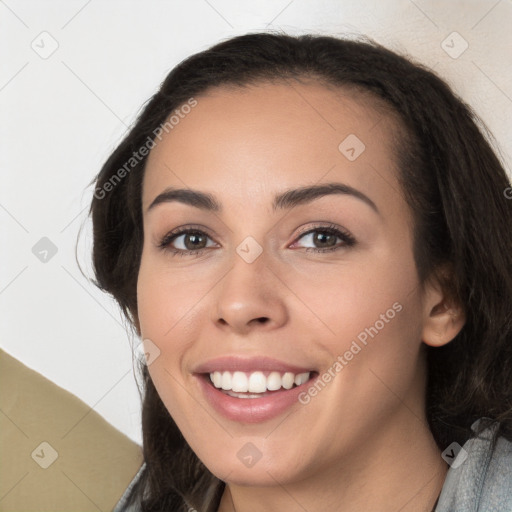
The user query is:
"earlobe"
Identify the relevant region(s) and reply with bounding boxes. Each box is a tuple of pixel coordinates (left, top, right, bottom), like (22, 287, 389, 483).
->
(421, 278, 466, 348)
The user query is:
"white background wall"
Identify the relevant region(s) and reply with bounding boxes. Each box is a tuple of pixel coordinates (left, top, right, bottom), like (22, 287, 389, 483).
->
(2, 0, 511, 446)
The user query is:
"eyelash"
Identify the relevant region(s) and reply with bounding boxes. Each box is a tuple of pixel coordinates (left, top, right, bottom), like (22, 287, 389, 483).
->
(158, 223, 356, 257)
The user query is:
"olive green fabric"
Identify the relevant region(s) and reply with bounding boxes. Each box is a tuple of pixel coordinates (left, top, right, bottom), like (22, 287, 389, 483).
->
(0, 349, 143, 511)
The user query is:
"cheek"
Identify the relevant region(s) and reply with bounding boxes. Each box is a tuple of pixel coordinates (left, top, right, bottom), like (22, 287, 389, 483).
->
(331, 264, 424, 404)
(136, 251, 218, 408)
(136, 257, 204, 432)
(287, 242, 424, 423)
(136, 253, 213, 339)
(286, 260, 424, 460)
(283, 243, 420, 353)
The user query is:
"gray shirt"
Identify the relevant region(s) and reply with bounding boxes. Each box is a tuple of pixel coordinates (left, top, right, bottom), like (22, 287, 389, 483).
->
(435, 418, 512, 511)
(114, 418, 512, 511)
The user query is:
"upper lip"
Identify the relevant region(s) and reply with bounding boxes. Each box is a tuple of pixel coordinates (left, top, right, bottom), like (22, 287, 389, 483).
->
(193, 356, 315, 374)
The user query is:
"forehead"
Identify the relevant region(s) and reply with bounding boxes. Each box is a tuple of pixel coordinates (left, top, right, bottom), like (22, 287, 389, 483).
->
(142, 81, 404, 214)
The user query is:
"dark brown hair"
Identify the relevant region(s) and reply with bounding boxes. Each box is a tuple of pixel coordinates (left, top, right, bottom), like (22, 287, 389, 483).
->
(89, 32, 512, 511)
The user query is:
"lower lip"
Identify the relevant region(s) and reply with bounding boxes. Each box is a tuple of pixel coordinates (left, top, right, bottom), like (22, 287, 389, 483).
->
(196, 374, 316, 423)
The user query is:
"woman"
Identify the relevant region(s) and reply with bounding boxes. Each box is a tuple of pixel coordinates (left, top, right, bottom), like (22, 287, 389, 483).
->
(90, 33, 512, 511)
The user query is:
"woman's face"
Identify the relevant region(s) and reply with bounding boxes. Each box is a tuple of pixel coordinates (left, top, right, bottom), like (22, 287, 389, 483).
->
(137, 81, 434, 485)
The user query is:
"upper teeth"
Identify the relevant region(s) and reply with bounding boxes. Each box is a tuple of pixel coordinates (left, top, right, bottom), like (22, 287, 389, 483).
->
(209, 371, 310, 393)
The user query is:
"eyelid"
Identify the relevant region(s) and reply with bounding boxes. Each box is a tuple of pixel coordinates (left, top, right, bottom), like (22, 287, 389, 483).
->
(157, 224, 218, 245)
(293, 222, 352, 238)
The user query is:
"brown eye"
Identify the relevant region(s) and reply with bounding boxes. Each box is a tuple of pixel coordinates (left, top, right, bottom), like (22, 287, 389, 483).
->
(158, 228, 217, 255)
(292, 226, 356, 253)
(181, 232, 208, 250)
(311, 231, 337, 248)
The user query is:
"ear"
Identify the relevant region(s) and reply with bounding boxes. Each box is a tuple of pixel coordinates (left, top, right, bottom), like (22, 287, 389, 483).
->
(421, 270, 466, 347)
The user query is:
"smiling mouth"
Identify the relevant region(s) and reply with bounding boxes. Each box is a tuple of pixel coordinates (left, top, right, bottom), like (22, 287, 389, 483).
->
(204, 370, 317, 398)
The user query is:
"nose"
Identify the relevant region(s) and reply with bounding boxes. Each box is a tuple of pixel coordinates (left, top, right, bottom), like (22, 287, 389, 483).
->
(213, 247, 288, 335)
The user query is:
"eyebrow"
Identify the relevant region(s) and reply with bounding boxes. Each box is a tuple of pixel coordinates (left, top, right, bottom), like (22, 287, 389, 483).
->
(147, 182, 380, 215)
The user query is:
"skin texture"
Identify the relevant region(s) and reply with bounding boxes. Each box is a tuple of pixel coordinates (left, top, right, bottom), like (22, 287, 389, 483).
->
(136, 81, 466, 512)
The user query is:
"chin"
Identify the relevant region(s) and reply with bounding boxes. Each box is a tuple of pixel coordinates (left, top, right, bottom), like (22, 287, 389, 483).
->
(200, 448, 307, 488)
